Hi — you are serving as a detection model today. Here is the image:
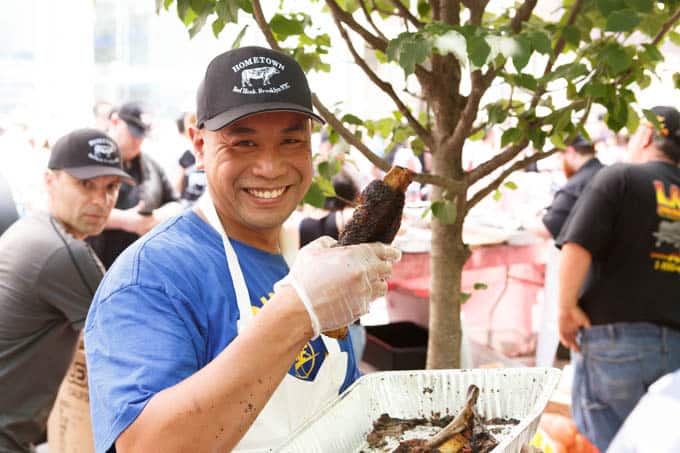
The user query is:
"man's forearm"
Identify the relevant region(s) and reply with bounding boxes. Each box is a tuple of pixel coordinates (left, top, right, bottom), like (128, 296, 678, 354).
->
(558, 242, 591, 309)
(115, 286, 311, 453)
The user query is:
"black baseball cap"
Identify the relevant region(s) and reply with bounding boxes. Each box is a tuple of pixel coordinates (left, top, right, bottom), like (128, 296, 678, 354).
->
(569, 135, 593, 148)
(196, 46, 324, 131)
(48, 128, 134, 184)
(650, 106, 680, 145)
(117, 102, 150, 138)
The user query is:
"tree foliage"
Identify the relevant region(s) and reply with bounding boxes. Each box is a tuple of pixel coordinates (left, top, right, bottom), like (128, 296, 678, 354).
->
(159, 0, 680, 368)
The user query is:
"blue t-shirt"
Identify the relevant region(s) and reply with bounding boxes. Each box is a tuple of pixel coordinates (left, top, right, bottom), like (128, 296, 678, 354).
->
(84, 210, 359, 452)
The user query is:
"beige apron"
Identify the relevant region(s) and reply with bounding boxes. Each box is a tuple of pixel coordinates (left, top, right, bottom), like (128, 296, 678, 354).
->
(198, 194, 349, 452)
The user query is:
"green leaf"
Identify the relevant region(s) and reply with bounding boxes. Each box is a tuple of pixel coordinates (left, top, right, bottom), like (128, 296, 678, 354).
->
(387, 33, 410, 62)
(212, 18, 225, 38)
(606, 98, 629, 131)
(504, 181, 518, 190)
(269, 14, 305, 37)
(469, 128, 485, 141)
(585, 82, 608, 98)
(317, 176, 336, 196)
(562, 25, 581, 45)
(190, 0, 208, 13)
(528, 127, 546, 150)
(177, 0, 190, 21)
(513, 73, 537, 91)
(606, 9, 641, 32)
(399, 35, 432, 75)
(460, 292, 471, 304)
(492, 189, 502, 201)
(596, 0, 626, 15)
(303, 181, 326, 208)
(411, 137, 426, 155)
(550, 134, 567, 149)
(606, 46, 633, 74)
(528, 31, 552, 54)
(512, 35, 531, 71)
(341, 113, 364, 125)
(642, 43, 663, 62)
(487, 103, 508, 124)
(626, 105, 640, 134)
(670, 31, 680, 47)
(643, 108, 662, 129)
(216, 0, 239, 23)
(674, 73, 680, 90)
(187, 11, 207, 37)
(431, 200, 457, 225)
(164, 0, 174, 10)
(417, 0, 430, 17)
(467, 35, 491, 68)
(624, 0, 653, 13)
(501, 127, 522, 147)
(473, 282, 488, 290)
(231, 24, 248, 49)
(236, 0, 253, 13)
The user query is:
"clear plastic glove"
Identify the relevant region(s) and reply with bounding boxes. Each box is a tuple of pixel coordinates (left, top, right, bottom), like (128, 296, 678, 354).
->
(275, 236, 401, 338)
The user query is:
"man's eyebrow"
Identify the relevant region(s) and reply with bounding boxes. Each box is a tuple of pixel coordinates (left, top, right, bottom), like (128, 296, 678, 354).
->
(226, 126, 256, 135)
(282, 122, 308, 133)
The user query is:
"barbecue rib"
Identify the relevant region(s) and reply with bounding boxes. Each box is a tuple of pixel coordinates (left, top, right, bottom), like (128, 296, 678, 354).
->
(323, 166, 414, 340)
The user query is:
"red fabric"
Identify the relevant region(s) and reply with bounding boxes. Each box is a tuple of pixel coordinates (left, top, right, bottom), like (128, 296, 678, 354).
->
(386, 242, 549, 355)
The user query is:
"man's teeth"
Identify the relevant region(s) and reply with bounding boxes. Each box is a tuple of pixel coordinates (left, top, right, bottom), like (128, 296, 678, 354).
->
(247, 188, 286, 199)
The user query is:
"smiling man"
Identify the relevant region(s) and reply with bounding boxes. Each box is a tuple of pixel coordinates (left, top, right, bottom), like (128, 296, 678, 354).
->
(84, 46, 400, 453)
(0, 128, 132, 452)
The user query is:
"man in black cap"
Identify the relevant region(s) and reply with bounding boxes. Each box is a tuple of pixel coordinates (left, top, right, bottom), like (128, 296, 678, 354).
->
(0, 128, 132, 452)
(542, 135, 604, 238)
(87, 102, 181, 268)
(85, 46, 399, 452)
(557, 106, 680, 451)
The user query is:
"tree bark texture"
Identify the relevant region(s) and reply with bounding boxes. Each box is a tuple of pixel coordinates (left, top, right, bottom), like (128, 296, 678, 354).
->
(426, 144, 471, 369)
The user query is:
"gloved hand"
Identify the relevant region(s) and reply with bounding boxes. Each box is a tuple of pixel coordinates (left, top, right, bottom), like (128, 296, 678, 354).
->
(275, 236, 401, 338)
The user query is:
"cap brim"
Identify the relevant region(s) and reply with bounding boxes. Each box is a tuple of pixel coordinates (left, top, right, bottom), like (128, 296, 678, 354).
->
(202, 102, 325, 131)
(125, 122, 148, 138)
(63, 166, 136, 186)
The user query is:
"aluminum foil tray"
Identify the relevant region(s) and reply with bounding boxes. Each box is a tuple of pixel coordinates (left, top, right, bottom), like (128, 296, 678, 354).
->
(276, 367, 561, 453)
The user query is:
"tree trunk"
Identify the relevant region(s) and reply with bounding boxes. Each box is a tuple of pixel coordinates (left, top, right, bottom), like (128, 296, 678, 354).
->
(426, 147, 471, 369)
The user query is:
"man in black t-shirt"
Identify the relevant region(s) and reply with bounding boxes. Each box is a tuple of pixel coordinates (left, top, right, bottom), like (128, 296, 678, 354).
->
(542, 135, 604, 238)
(556, 106, 680, 452)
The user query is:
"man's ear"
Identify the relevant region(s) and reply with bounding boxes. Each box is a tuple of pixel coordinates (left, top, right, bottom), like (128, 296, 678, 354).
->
(641, 124, 654, 149)
(189, 126, 206, 170)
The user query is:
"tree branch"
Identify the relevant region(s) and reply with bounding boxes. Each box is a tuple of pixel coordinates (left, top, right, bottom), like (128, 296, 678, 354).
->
(510, 0, 538, 33)
(465, 146, 560, 212)
(332, 18, 434, 150)
(390, 0, 423, 27)
(615, 6, 680, 85)
(442, 70, 494, 165)
(251, 0, 279, 49)
(652, 6, 680, 46)
(468, 99, 587, 185)
(325, 0, 388, 52)
(312, 94, 465, 193)
(463, 0, 489, 25)
(358, 0, 386, 39)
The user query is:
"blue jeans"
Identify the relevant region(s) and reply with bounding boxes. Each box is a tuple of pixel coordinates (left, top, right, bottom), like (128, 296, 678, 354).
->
(571, 323, 680, 452)
(348, 323, 366, 362)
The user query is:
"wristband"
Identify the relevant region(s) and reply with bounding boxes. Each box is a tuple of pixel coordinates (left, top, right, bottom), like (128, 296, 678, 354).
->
(288, 277, 321, 339)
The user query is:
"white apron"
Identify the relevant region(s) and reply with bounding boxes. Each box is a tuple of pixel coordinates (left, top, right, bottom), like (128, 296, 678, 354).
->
(198, 194, 349, 452)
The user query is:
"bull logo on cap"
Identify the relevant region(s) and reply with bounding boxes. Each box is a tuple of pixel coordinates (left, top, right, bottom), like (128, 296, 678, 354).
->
(88, 138, 120, 165)
(242, 66, 280, 87)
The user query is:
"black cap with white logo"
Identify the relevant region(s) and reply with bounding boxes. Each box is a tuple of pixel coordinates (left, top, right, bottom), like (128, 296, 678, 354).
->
(118, 102, 151, 138)
(48, 128, 135, 185)
(196, 46, 325, 131)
